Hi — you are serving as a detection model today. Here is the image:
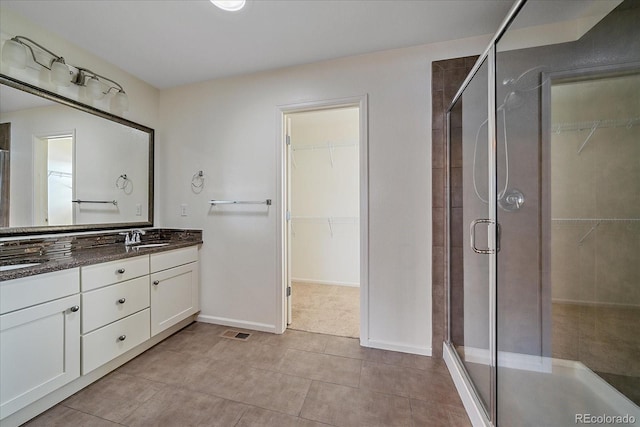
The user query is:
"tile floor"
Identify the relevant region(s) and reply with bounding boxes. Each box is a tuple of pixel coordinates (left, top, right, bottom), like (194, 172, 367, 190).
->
(24, 322, 470, 427)
(289, 282, 359, 338)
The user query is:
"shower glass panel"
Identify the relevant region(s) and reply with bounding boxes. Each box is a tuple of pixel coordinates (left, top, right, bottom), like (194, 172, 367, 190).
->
(494, 1, 640, 425)
(445, 1, 639, 426)
(448, 58, 492, 416)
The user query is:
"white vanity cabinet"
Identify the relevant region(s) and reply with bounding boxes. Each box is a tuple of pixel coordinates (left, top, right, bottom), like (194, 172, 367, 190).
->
(0, 269, 81, 420)
(0, 243, 200, 426)
(80, 255, 150, 375)
(150, 246, 199, 336)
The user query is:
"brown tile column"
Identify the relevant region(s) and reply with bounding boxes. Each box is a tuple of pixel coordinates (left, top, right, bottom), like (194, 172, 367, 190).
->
(431, 56, 477, 358)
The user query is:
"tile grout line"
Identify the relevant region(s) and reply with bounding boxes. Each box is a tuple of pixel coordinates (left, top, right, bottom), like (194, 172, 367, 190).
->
(231, 404, 251, 427)
(296, 378, 315, 418)
(56, 404, 129, 426)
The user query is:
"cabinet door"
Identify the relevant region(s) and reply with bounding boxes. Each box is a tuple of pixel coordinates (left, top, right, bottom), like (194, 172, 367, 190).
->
(0, 295, 80, 419)
(150, 261, 199, 336)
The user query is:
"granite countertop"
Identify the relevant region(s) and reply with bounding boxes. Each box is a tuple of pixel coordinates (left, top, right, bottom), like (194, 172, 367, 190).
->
(0, 228, 202, 281)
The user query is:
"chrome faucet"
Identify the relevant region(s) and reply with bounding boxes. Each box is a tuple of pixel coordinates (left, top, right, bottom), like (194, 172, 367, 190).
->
(119, 229, 146, 245)
(131, 229, 146, 244)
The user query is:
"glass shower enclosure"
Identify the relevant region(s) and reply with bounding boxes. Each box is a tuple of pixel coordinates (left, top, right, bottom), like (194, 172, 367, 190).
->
(444, 1, 640, 426)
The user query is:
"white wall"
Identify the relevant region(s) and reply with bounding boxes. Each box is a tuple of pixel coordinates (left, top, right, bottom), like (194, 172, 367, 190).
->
(158, 35, 489, 355)
(289, 107, 360, 287)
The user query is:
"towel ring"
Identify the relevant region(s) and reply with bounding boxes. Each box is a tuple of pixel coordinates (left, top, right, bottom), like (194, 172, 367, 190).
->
(115, 174, 130, 190)
(191, 171, 204, 189)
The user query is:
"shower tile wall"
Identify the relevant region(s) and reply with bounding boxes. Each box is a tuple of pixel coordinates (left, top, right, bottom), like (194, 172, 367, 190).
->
(431, 56, 477, 358)
(550, 73, 640, 404)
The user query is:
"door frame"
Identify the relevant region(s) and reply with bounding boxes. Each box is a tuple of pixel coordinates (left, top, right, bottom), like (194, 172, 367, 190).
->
(275, 95, 369, 345)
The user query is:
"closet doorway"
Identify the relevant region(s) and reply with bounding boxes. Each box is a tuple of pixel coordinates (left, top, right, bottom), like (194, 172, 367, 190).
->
(33, 133, 75, 226)
(282, 101, 365, 339)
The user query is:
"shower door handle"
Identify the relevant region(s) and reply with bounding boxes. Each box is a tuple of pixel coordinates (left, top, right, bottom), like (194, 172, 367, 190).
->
(470, 219, 496, 254)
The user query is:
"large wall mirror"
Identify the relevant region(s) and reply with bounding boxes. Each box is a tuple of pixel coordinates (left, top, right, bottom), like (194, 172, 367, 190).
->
(0, 74, 153, 236)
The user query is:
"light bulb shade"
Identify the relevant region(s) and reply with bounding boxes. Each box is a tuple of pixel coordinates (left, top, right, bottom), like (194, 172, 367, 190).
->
(50, 60, 71, 87)
(86, 77, 104, 100)
(2, 39, 27, 69)
(112, 91, 129, 111)
(210, 0, 246, 11)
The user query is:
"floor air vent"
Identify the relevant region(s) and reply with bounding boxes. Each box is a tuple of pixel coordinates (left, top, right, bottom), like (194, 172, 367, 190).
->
(221, 330, 251, 341)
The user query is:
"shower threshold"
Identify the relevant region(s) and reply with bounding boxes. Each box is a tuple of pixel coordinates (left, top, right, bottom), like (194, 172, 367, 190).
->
(444, 343, 639, 426)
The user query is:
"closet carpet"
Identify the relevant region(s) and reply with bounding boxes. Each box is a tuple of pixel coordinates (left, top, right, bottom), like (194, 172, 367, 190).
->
(289, 282, 360, 338)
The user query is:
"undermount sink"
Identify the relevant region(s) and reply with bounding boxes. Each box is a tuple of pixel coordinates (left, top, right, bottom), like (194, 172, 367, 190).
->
(0, 263, 41, 271)
(133, 243, 170, 248)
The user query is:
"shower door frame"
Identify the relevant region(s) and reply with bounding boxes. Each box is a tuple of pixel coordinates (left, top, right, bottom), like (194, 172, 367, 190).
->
(443, 0, 527, 426)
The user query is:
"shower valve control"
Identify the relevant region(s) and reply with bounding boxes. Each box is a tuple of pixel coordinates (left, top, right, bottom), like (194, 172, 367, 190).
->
(499, 189, 524, 212)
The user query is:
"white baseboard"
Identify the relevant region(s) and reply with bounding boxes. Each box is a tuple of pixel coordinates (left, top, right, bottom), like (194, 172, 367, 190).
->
(443, 343, 491, 427)
(197, 314, 277, 334)
(364, 338, 431, 356)
(291, 278, 360, 287)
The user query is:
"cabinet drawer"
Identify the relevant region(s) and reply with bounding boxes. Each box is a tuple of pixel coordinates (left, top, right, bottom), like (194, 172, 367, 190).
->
(82, 276, 150, 333)
(151, 246, 198, 273)
(81, 255, 149, 292)
(1, 268, 79, 315)
(82, 308, 150, 375)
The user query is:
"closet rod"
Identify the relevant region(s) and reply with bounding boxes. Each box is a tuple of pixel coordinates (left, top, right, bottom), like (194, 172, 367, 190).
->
(72, 199, 118, 206)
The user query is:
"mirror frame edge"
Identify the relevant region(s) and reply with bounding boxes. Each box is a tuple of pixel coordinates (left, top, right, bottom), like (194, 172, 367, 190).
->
(0, 73, 154, 237)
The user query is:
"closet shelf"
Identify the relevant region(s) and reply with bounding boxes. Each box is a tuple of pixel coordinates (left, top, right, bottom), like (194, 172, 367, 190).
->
(291, 142, 358, 151)
(289, 216, 358, 237)
(551, 218, 640, 223)
(290, 142, 358, 168)
(552, 117, 638, 133)
(552, 117, 638, 154)
(291, 216, 358, 223)
(48, 170, 72, 178)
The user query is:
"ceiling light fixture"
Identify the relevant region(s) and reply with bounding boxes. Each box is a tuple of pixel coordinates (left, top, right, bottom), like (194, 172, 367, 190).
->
(1, 35, 129, 111)
(210, 0, 246, 12)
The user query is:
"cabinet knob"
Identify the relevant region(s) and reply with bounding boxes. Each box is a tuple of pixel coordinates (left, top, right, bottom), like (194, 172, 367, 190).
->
(118, 298, 126, 304)
(70, 305, 80, 313)
(153, 280, 159, 286)
(116, 268, 126, 274)
(118, 335, 126, 341)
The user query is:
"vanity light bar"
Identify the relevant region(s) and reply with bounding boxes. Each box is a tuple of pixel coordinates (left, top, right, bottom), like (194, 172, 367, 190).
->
(2, 36, 128, 110)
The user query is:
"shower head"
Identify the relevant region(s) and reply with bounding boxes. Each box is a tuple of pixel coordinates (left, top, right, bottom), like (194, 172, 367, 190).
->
(502, 91, 524, 111)
(502, 65, 547, 90)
